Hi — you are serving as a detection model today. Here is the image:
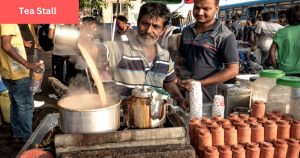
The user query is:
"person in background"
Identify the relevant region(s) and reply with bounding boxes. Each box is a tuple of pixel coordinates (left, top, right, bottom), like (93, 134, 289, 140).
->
(278, 12, 288, 27)
(78, 2, 187, 109)
(243, 18, 253, 43)
(176, 0, 239, 103)
(231, 14, 243, 40)
(224, 16, 232, 30)
(0, 24, 42, 143)
(269, 5, 300, 76)
(254, 12, 283, 68)
(48, 24, 79, 85)
(19, 24, 45, 107)
(114, 15, 136, 41)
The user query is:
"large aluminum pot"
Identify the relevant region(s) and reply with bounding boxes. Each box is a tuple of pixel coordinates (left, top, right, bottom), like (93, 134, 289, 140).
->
(53, 25, 80, 47)
(58, 94, 120, 134)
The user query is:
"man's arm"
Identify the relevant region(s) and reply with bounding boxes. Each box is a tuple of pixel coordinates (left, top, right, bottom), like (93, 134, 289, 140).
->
(269, 42, 277, 69)
(163, 81, 188, 110)
(1, 35, 40, 70)
(200, 63, 239, 86)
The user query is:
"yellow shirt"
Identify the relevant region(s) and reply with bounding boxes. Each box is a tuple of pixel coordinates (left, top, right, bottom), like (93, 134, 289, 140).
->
(0, 24, 29, 80)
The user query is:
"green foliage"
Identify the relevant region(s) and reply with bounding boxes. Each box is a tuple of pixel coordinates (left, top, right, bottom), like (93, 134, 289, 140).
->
(79, 0, 109, 10)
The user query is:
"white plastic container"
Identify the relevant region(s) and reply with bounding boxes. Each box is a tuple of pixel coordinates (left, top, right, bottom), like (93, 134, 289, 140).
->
(252, 70, 285, 103)
(267, 76, 300, 119)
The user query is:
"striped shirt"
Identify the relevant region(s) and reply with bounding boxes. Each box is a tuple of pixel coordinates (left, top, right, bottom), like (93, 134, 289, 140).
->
(102, 36, 176, 89)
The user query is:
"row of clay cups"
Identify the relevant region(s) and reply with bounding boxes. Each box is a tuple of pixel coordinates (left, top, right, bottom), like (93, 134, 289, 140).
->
(189, 116, 300, 155)
(228, 112, 300, 141)
(202, 138, 300, 158)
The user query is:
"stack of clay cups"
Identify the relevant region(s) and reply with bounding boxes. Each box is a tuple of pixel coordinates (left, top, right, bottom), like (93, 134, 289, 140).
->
(251, 100, 265, 118)
(189, 118, 199, 148)
(250, 122, 264, 143)
(276, 120, 290, 139)
(218, 145, 232, 158)
(223, 124, 237, 146)
(204, 146, 219, 158)
(290, 120, 300, 140)
(286, 138, 300, 158)
(246, 143, 261, 158)
(231, 144, 246, 158)
(260, 142, 274, 158)
(274, 139, 288, 158)
(210, 124, 224, 146)
(236, 122, 251, 145)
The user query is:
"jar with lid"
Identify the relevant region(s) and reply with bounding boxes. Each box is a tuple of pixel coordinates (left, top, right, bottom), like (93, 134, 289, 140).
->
(252, 70, 285, 103)
(267, 76, 300, 119)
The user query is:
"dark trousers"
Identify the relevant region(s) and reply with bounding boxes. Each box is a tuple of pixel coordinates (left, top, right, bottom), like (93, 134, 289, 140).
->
(52, 55, 78, 85)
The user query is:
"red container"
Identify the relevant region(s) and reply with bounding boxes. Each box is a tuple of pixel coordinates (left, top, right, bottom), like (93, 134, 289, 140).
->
(195, 123, 208, 150)
(257, 117, 268, 125)
(290, 120, 300, 140)
(286, 138, 300, 158)
(231, 144, 245, 158)
(237, 123, 251, 145)
(228, 113, 239, 122)
(247, 117, 257, 123)
(281, 114, 294, 124)
(204, 146, 219, 158)
(218, 145, 232, 158)
(246, 143, 260, 158)
(218, 119, 232, 127)
(213, 115, 223, 122)
(251, 100, 265, 118)
(264, 120, 277, 142)
(198, 129, 212, 151)
(274, 139, 288, 158)
(239, 114, 249, 121)
(277, 120, 290, 139)
(223, 125, 237, 146)
(250, 122, 264, 143)
(210, 125, 224, 146)
(189, 118, 199, 148)
(260, 142, 274, 158)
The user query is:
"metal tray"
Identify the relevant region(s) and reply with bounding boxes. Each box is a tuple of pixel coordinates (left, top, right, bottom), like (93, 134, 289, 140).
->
(19, 113, 59, 154)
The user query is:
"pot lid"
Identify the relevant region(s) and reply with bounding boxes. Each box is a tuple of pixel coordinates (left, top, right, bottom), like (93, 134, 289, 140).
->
(259, 69, 285, 78)
(132, 87, 153, 98)
(276, 76, 300, 87)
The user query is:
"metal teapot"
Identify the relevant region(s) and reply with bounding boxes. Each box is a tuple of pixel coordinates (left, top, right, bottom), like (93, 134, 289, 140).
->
(123, 87, 171, 128)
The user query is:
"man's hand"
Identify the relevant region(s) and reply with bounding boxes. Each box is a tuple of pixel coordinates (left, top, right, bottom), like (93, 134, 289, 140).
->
(176, 97, 189, 112)
(24, 62, 43, 72)
(178, 79, 197, 91)
(24, 40, 33, 48)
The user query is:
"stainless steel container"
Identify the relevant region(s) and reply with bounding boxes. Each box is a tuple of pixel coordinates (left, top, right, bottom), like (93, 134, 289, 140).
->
(53, 25, 80, 47)
(58, 94, 120, 134)
(218, 83, 251, 117)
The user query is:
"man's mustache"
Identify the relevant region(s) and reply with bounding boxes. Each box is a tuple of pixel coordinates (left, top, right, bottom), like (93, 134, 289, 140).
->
(139, 32, 154, 39)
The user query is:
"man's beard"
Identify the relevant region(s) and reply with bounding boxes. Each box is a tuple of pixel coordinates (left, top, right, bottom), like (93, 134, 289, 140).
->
(136, 33, 158, 47)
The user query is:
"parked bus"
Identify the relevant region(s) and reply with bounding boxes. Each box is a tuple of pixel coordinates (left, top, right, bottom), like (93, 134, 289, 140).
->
(219, 0, 300, 25)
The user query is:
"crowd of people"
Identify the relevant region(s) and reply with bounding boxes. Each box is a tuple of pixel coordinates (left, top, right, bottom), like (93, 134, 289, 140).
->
(0, 0, 299, 145)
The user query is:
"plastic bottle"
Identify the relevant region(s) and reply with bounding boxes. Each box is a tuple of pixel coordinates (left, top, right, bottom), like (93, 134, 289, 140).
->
(32, 60, 45, 93)
(252, 70, 285, 102)
(267, 76, 300, 118)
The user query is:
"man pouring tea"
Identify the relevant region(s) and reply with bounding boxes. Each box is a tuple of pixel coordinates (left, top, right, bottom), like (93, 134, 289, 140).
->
(77, 2, 188, 109)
